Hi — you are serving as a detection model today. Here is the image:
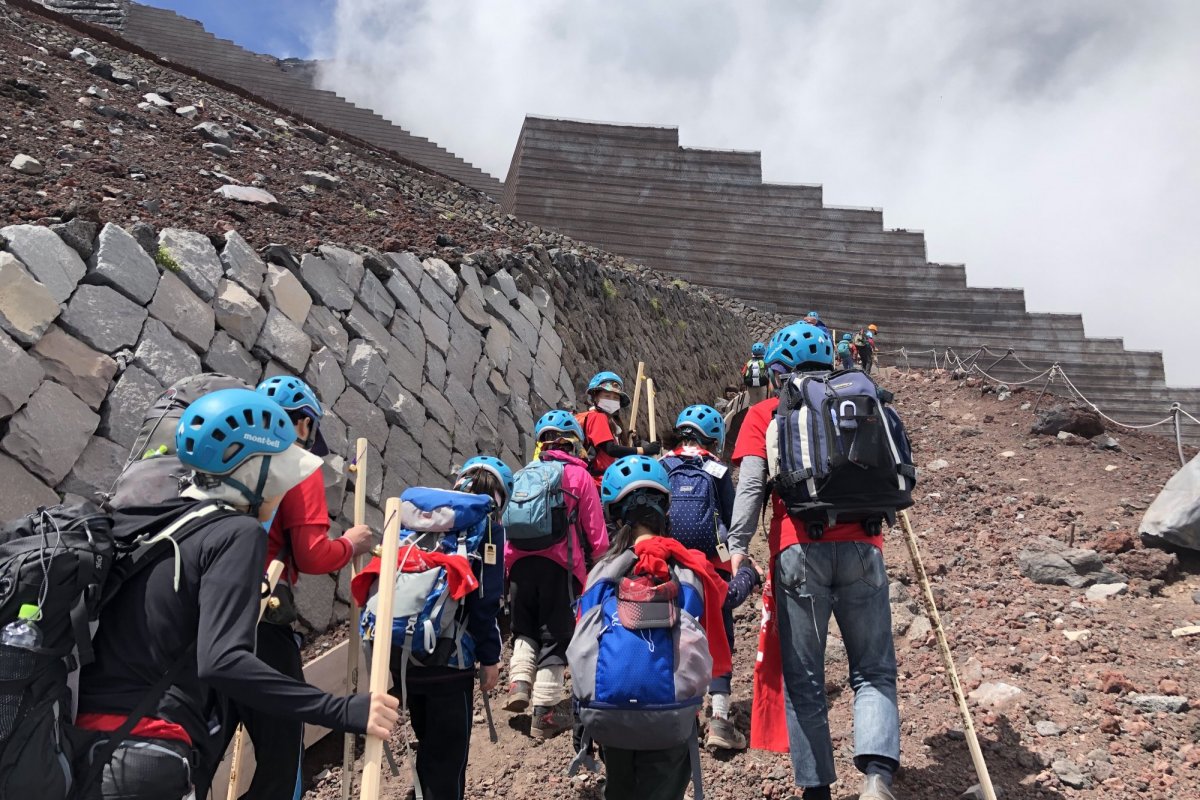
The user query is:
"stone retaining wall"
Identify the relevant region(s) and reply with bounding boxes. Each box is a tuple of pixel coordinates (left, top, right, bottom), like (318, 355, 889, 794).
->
(0, 220, 763, 632)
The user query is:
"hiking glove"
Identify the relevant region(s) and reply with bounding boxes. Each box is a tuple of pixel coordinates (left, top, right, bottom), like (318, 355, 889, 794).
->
(639, 442, 662, 456)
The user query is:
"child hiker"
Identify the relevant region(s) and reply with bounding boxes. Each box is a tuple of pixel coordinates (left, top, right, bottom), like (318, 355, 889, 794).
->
(837, 333, 856, 370)
(568, 455, 732, 800)
(351, 456, 511, 800)
(662, 405, 761, 751)
(500, 411, 608, 739)
(577, 371, 660, 486)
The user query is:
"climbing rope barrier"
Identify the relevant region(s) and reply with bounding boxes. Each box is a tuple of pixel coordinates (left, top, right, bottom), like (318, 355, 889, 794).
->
(876, 344, 1199, 465)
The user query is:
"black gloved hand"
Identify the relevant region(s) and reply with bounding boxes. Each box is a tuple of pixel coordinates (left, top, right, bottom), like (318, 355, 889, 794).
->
(640, 442, 662, 456)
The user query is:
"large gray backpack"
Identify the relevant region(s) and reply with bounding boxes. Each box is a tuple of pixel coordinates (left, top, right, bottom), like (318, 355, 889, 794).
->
(107, 373, 251, 508)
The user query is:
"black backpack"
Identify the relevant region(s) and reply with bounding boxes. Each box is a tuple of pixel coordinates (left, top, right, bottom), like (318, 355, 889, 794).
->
(0, 499, 239, 800)
(768, 370, 917, 538)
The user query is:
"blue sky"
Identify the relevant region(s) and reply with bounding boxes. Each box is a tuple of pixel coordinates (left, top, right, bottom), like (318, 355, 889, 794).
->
(139, 0, 333, 58)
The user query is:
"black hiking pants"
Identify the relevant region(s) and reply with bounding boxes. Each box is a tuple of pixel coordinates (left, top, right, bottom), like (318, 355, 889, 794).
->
(507, 556, 579, 667)
(388, 670, 475, 800)
(603, 743, 691, 800)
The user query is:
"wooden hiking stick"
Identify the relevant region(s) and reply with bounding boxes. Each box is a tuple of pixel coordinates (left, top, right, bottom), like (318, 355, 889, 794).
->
(225, 558, 287, 800)
(646, 378, 658, 442)
(360, 496, 402, 800)
(625, 361, 646, 446)
(342, 438, 369, 799)
(899, 510, 997, 800)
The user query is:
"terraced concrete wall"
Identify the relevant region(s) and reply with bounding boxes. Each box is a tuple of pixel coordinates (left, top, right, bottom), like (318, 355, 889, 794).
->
(502, 116, 1200, 441)
(33, 0, 503, 196)
(0, 220, 756, 630)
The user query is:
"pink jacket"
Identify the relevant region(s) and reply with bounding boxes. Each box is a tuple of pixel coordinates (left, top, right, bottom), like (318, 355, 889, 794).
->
(504, 450, 609, 587)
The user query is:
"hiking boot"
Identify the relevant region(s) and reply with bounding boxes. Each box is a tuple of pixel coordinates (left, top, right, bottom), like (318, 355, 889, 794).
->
(503, 680, 531, 713)
(530, 700, 572, 740)
(705, 716, 747, 750)
(858, 775, 897, 800)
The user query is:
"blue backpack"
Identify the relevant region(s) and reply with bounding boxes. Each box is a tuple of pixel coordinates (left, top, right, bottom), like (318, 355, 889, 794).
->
(837, 340, 852, 358)
(360, 487, 495, 703)
(502, 460, 576, 551)
(567, 550, 711, 796)
(662, 455, 725, 558)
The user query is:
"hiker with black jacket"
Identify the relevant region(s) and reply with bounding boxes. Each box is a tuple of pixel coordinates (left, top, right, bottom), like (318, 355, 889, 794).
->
(76, 388, 399, 800)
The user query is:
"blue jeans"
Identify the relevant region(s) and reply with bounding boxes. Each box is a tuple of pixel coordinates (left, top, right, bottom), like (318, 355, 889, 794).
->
(774, 542, 900, 788)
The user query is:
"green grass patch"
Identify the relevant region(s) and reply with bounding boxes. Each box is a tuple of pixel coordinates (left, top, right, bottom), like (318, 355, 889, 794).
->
(154, 247, 181, 273)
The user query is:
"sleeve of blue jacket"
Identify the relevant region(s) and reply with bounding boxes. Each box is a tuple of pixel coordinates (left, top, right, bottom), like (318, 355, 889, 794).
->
(723, 563, 761, 611)
(466, 522, 506, 666)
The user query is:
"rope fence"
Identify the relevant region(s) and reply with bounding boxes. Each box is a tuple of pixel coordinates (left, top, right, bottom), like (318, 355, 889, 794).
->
(876, 344, 1200, 466)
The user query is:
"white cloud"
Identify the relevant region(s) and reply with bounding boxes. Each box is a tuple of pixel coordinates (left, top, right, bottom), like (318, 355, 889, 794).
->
(317, 0, 1200, 385)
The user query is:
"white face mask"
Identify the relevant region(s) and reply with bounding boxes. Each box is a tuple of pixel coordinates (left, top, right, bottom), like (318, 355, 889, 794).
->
(597, 398, 622, 415)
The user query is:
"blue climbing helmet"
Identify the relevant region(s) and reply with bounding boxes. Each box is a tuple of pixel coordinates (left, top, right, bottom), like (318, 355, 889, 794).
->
(601, 455, 672, 524)
(457, 456, 514, 511)
(675, 404, 726, 450)
(842, 333, 853, 342)
(256, 375, 326, 454)
(751, 342, 766, 358)
(586, 371, 630, 407)
(807, 310, 820, 320)
(176, 388, 296, 511)
(765, 321, 834, 371)
(534, 409, 585, 441)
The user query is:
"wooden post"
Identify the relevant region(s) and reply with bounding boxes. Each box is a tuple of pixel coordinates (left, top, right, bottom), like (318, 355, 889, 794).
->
(899, 511, 997, 800)
(646, 378, 658, 443)
(625, 362, 646, 446)
(226, 558, 287, 799)
(359, 496, 402, 800)
(341, 438, 369, 799)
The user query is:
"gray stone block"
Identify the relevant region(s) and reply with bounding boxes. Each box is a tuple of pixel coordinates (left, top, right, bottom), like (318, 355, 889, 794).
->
(0, 330, 44, 418)
(422, 423, 453, 475)
(445, 374, 480, 430)
(157, 228, 223, 301)
(254, 308, 310, 373)
(318, 245, 365, 289)
(445, 322, 483, 384)
(322, 455, 348, 518)
(425, 347, 446, 393)
(320, 411, 348, 458)
(202, 331, 262, 386)
(0, 453, 57, 522)
(58, 435, 125, 499)
(192, 122, 232, 146)
(421, 304, 450, 356)
(213, 279, 267, 350)
(362, 442, 384, 505)
(457, 278, 491, 331)
(558, 367, 575, 407)
(488, 269, 518, 302)
(50, 219, 98, 261)
(2, 380, 99, 485)
(298, 253, 354, 312)
(496, 408, 521, 458)
(262, 264, 311, 325)
(420, 272, 456, 322)
(147, 271, 214, 352)
(489, 369, 512, 403)
(333, 387, 388, 448)
(422, 258, 459, 299)
(385, 251, 423, 289)
(0, 252, 60, 345)
(540, 317, 563, 357)
(380, 379, 424, 434)
(419, 458, 448, 488)
(61, 284, 148, 354)
(381, 451, 417, 497)
(344, 303, 392, 355)
(385, 424, 422, 471)
(385, 344, 424, 395)
(421, 383, 456, 432)
(509, 336, 533, 379)
(31, 326, 117, 410)
(359, 270, 396, 325)
(303, 305, 349, 361)
(472, 362, 499, 427)
(530, 284, 555, 326)
(1, 224, 86, 303)
(515, 292, 541, 329)
(220, 230, 265, 296)
(484, 320, 511, 373)
(343, 340, 388, 403)
(472, 417, 502, 455)
(86, 223, 160, 304)
(303, 347, 345, 408)
(385, 272, 422, 321)
(293, 573, 335, 633)
(389, 313, 425, 364)
(483, 286, 538, 350)
(134, 317, 201, 387)
(99, 366, 163, 448)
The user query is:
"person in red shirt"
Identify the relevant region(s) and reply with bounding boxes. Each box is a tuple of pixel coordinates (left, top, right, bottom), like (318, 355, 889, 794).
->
(226, 376, 374, 800)
(727, 322, 901, 800)
(576, 371, 660, 486)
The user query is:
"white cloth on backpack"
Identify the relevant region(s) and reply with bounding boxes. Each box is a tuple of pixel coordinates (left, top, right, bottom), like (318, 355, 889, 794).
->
(180, 445, 322, 508)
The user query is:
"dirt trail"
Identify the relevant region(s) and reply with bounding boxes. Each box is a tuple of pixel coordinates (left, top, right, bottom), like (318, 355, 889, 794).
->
(303, 369, 1199, 800)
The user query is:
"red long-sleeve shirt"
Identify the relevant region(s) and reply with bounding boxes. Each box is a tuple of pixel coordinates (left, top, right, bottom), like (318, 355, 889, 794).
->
(267, 469, 351, 583)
